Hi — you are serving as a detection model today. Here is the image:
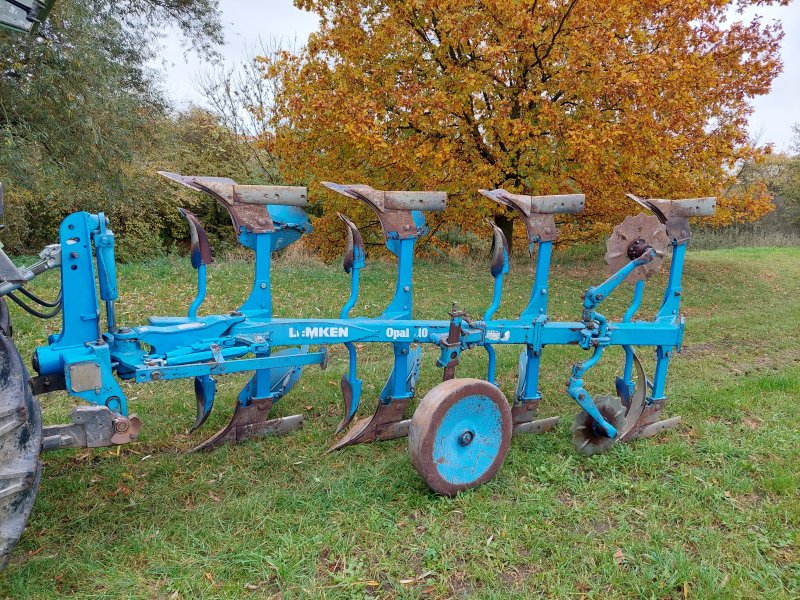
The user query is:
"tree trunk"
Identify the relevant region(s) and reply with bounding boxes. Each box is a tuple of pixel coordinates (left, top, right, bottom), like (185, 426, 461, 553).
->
(494, 210, 514, 255)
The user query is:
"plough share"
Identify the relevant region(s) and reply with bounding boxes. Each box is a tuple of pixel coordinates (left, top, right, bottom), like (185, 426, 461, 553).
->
(0, 172, 715, 565)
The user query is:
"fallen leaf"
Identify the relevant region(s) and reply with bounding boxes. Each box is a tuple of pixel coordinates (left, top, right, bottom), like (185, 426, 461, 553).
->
(613, 548, 625, 567)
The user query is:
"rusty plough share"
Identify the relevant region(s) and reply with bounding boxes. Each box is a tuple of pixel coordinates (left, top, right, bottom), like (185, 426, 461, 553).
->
(0, 173, 715, 564)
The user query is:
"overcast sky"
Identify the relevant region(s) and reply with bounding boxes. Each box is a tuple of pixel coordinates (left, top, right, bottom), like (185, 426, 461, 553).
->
(154, 0, 799, 151)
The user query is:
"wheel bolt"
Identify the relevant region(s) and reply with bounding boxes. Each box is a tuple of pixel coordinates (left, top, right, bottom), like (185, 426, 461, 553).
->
(458, 430, 474, 446)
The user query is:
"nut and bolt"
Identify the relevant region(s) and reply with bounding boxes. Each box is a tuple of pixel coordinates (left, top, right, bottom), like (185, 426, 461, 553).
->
(458, 430, 474, 446)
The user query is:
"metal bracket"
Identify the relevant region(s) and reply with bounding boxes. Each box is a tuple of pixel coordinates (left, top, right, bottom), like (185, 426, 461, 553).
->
(30, 372, 66, 395)
(42, 406, 141, 451)
(322, 182, 446, 240)
(479, 189, 585, 245)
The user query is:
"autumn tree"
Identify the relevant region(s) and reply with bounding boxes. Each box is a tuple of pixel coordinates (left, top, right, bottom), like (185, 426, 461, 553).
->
(260, 0, 785, 256)
(735, 123, 800, 228)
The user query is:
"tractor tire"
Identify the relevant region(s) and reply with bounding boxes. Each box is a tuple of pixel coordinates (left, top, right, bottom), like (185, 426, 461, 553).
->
(0, 333, 43, 569)
(0, 298, 10, 337)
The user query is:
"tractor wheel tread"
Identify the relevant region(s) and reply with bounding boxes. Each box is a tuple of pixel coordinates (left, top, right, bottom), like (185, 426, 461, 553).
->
(0, 334, 43, 570)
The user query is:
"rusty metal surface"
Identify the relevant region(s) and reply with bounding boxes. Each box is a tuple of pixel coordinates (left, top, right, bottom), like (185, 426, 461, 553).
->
(328, 398, 410, 451)
(511, 398, 540, 426)
(231, 185, 308, 207)
(322, 182, 439, 241)
(178, 208, 213, 268)
(513, 416, 560, 435)
(41, 406, 141, 450)
(338, 213, 363, 274)
(488, 220, 509, 278)
(408, 378, 512, 496)
(478, 188, 568, 244)
(626, 194, 716, 242)
(441, 309, 465, 382)
(605, 214, 670, 283)
(159, 171, 276, 234)
(384, 190, 446, 212)
(190, 398, 303, 452)
(335, 375, 355, 435)
(571, 394, 626, 456)
(619, 399, 681, 442)
(634, 415, 681, 439)
(30, 372, 66, 395)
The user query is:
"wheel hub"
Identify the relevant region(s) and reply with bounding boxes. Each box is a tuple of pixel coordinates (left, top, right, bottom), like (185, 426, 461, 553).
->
(458, 430, 474, 446)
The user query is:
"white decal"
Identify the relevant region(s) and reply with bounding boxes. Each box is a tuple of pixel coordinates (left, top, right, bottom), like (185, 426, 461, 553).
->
(486, 330, 510, 342)
(386, 327, 410, 340)
(289, 326, 349, 339)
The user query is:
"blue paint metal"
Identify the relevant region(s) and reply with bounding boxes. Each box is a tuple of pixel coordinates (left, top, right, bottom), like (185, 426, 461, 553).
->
(617, 279, 646, 403)
(432, 393, 503, 485)
(187, 264, 207, 319)
(23, 179, 705, 472)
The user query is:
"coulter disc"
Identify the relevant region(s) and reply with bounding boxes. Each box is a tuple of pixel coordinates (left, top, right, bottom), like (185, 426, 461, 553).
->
(571, 394, 626, 456)
(605, 214, 670, 284)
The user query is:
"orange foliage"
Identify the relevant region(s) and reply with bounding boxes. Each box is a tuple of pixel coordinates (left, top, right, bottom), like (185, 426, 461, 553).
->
(259, 0, 785, 256)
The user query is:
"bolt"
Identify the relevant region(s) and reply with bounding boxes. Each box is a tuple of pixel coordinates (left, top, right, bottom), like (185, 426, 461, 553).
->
(113, 419, 129, 433)
(151, 371, 162, 381)
(260, 282, 267, 289)
(117, 326, 132, 334)
(458, 430, 474, 446)
(578, 392, 586, 400)
(403, 285, 410, 292)
(401, 348, 408, 355)
(70, 251, 79, 259)
(541, 289, 547, 295)
(230, 310, 243, 316)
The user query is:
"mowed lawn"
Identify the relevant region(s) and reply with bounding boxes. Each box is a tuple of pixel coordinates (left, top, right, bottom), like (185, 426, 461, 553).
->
(1, 244, 798, 599)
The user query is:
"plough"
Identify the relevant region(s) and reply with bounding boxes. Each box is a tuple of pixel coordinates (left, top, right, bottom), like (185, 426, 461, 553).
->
(0, 172, 715, 565)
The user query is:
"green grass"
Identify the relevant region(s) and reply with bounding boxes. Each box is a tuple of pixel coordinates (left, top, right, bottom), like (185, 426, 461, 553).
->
(1, 245, 798, 598)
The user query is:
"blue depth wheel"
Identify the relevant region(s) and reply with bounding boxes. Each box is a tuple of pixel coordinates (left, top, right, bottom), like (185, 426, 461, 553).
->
(409, 378, 512, 496)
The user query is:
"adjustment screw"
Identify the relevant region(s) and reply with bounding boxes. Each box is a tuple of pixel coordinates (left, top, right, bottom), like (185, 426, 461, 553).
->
(151, 371, 162, 381)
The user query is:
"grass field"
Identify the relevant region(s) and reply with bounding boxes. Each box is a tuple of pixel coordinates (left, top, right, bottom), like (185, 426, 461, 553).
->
(0, 244, 798, 598)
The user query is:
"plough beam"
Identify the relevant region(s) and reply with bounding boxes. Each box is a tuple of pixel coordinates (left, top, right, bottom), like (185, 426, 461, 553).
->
(0, 170, 717, 523)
